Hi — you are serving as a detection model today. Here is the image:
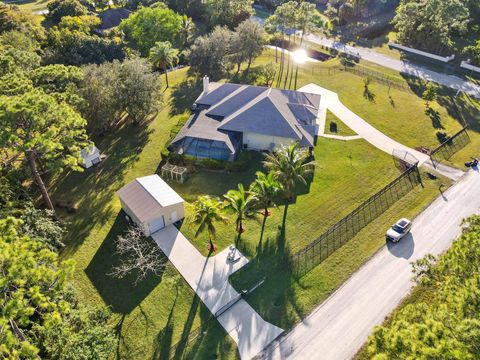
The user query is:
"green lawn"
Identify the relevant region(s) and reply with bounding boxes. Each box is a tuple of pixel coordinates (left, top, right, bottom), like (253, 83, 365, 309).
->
(50, 68, 239, 360)
(175, 138, 402, 258)
(48, 51, 473, 360)
(325, 110, 357, 136)
(256, 49, 479, 167)
(4, 0, 50, 12)
(231, 170, 449, 330)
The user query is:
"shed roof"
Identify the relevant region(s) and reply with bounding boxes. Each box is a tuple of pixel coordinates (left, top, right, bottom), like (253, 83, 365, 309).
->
(117, 175, 183, 223)
(80, 145, 100, 158)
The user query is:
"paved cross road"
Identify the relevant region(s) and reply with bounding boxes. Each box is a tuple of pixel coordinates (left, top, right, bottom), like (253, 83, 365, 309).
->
(303, 34, 480, 100)
(258, 169, 480, 360)
(252, 15, 480, 99)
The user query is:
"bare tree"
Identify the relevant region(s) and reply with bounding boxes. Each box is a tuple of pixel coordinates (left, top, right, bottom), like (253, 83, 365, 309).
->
(110, 226, 166, 284)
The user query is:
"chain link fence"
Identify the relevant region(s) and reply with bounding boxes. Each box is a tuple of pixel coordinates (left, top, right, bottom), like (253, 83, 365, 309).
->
(336, 64, 412, 92)
(290, 165, 421, 276)
(430, 127, 470, 164)
(231, 165, 422, 290)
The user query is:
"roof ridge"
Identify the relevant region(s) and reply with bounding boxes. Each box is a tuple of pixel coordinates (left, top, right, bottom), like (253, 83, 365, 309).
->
(268, 90, 303, 139)
(205, 84, 248, 114)
(135, 176, 164, 208)
(218, 87, 270, 127)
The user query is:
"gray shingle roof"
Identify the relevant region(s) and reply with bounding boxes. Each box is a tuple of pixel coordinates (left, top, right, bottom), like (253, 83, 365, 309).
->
(219, 95, 302, 139)
(171, 111, 238, 153)
(97, 8, 131, 30)
(173, 82, 321, 150)
(196, 83, 243, 106)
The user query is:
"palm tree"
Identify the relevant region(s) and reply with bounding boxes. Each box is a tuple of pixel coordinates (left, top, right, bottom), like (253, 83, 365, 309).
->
(180, 15, 196, 49)
(250, 171, 283, 219)
(250, 171, 283, 243)
(223, 184, 255, 234)
(149, 41, 179, 89)
(192, 196, 226, 252)
(263, 143, 315, 200)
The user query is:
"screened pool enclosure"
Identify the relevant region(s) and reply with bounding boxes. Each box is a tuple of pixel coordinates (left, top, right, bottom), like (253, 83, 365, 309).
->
(172, 135, 241, 161)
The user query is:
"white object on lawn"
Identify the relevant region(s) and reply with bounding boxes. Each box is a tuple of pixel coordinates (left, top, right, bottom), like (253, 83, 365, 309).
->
(80, 145, 102, 169)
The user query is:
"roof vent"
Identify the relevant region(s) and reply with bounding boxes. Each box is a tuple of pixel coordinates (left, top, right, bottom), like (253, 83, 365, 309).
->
(203, 75, 209, 93)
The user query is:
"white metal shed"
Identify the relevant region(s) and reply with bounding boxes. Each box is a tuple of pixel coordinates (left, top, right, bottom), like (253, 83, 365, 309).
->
(117, 175, 185, 236)
(80, 145, 102, 168)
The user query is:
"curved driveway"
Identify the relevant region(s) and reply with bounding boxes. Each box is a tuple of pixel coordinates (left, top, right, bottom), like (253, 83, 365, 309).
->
(298, 84, 464, 181)
(299, 84, 430, 164)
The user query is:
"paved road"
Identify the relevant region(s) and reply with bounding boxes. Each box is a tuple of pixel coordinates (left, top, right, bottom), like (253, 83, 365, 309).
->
(251, 15, 480, 99)
(151, 226, 283, 360)
(303, 34, 480, 100)
(258, 168, 480, 360)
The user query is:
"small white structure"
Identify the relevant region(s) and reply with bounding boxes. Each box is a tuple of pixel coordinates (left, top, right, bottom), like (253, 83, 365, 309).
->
(117, 175, 184, 236)
(461, 61, 480, 74)
(389, 43, 455, 63)
(80, 146, 102, 169)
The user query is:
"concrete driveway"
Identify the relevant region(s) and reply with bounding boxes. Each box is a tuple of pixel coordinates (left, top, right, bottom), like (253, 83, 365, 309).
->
(259, 169, 480, 360)
(151, 226, 283, 359)
(299, 83, 430, 164)
(299, 84, 465, 181)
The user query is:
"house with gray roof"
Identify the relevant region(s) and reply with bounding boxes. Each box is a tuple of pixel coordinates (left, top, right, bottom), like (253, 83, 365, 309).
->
(170, 76, 321, 161)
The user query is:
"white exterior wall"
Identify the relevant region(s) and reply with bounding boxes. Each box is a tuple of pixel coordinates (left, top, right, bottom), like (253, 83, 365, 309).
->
(82, 148, 101, 168)
(120, 198, 185, 236)
(243, 132, 296, 151)
(145, 202, 185, 230)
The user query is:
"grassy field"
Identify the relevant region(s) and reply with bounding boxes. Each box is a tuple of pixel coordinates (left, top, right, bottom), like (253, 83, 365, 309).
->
(4, 0, 50, 12)
(325, 110, 357, 136)
(231, 169, 448, 330)
(50, 69, 239, 360)
(175, 138, 401, 257)
(48, 50, 473, 360)
(256, 49, 479, 167)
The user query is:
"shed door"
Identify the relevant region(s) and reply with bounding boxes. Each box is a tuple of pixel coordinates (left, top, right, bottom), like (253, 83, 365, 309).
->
(148, 216, 165, 234)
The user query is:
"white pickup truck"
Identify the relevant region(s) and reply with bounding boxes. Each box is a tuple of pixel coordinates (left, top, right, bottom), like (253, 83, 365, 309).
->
(386, 218, 412, 242)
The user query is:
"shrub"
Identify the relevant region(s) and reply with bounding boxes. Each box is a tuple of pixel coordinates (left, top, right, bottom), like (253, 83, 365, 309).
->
(436, 131, 450, 144)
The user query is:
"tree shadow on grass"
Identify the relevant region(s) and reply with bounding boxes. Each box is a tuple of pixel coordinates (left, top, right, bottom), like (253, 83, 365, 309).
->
(425, 107, 444, 129)
(437, 93, 480, 132)
(150, 266, 232, 359)
(229, 66, 263, 86)
(85, 212, 164, 314)
(152, 282, 179, 360)
(169, 78, 202, 117)
(235, 224, 306, 330)
(50, 121, 152, 256)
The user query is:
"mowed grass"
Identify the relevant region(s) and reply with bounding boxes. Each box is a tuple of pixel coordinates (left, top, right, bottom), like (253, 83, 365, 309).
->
(325, 110, 357, 136)
(233, 170, 449, 330)
(46, 50, 473, 360)
(49, 68, 239, 360)
(255, 49, 479, 167)
(4, 0, 50, 12)
(175, 138, 401, 258)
